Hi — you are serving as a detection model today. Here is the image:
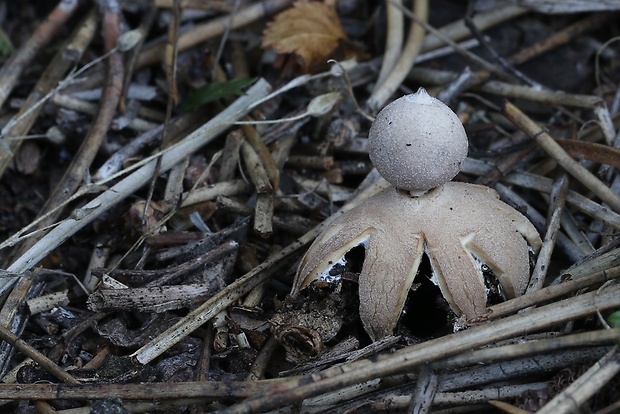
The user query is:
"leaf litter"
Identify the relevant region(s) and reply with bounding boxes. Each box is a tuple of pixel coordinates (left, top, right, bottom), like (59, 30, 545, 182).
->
(0, 0, 619, 413)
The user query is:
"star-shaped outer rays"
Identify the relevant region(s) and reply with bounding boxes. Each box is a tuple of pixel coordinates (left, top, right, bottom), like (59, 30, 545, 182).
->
(293, 182, 542, 341)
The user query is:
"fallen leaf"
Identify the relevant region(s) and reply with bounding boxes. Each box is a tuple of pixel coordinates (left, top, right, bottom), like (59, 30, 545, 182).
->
(556, 139, 620, 169)
(262, 1, 351, 73)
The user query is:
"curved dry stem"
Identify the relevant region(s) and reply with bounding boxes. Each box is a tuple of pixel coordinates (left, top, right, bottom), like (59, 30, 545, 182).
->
(420, 4, 527, 53)
(136, 0, 292, 68)
(1, 79, 273, 296)
(536, 348, 620, 414)
(503, 100, 620, 214)
(461, 157, 620, 232)
(526, 175, 568, 294)
(367, 0, 429, 112)
(373, 0, 404, 90)
(0, 0, 79, 110)
(132, 174, 388, 364)
(0, 5, 93, 177)
(220, 283, 620, 413)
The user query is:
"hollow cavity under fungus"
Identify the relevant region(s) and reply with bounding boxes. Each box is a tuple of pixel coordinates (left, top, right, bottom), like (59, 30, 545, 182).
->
(292, 88, 542, 341)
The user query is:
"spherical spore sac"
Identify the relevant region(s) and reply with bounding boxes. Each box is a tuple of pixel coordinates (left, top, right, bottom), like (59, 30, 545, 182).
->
(368, 88, 468, 192)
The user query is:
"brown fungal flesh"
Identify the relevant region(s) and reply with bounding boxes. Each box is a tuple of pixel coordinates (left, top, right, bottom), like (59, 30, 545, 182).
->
(292, 88, 541, 341)
(293, 182, 542, 341)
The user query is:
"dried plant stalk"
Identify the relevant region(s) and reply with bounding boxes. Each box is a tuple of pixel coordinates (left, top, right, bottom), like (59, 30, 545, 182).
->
(537, 348, 620, 414)
(526, 175, 568, 293)
(50, 93, 157, 131)
(2, 79, 272, 295)
(367, 0, 428, 111)
(462, 158, 620, 231)
(87, 283, 221, 313)
(240, 140, 272, 194)
(136, 0, 292, 68)
(0, 0, 78, 109)
(16, 1, 124, 257)
(0, 8, 96, 176)
(0, 380, 273, 400)
(408, 368, 438, 413)
(26, 290, 73, 315)
(221, 283, 620, 413)
(133, 177, 388, 364)
(420, 4, 526, 53)
(0, 324, 78, 384)
(485, 266, 620, 320)
(181, 180, 250, 207)
(375, 0, 404, 88)
(503, 101, 620, 214)
(254, 192, 274, 238)
(241, 123, 279, 189)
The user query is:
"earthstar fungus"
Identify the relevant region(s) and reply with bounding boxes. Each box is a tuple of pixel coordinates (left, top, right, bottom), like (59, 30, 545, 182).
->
(292, 88, 542, 341)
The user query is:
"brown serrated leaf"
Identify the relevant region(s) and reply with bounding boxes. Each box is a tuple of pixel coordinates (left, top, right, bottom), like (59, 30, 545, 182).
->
(262, 1, 348, 73)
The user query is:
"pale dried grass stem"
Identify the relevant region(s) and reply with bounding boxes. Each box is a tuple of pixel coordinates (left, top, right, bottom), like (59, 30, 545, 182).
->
(503, 101, 620, 214)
